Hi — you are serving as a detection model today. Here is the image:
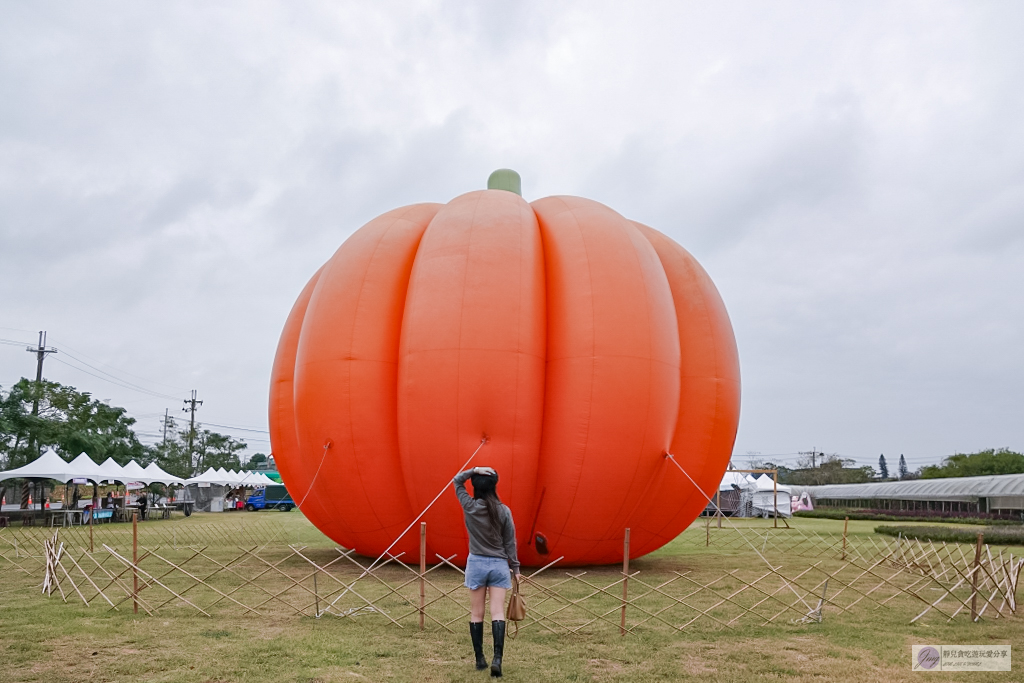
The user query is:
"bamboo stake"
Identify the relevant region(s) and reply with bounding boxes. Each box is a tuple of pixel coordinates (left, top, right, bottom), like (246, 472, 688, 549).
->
(313, 566, 319, 617)
(842, 517, 848, 561)
(971, 532, 983, 621)
(132, 511, 138, 614)
(419, 522, 426, 631)
(621, 528, 630, 635)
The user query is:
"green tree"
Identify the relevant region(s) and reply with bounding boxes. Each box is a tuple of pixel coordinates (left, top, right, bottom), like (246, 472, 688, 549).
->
(919, 448, 1024, 479)
(243, 452, 268, 470)
(878, 454, 889, 480)
(779, 454, 875, 486)
(0, 379, 145, 468)
(192, 428, 247, 472)
(148, 414, 192, 478)
(145, 415, 249, 478)
(0, 381, 33, 468)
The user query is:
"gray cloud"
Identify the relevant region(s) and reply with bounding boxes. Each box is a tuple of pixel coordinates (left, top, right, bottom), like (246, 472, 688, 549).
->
(2, 1, 1022, 471)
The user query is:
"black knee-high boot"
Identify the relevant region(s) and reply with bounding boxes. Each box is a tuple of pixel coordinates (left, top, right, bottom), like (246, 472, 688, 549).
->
(490, 620, 506, 677)
(470, 622, 488, 670)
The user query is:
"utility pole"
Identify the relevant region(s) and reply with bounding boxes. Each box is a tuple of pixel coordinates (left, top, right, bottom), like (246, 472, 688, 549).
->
(25, 331, 57, 458)
(798, 448, 820, 469)
(21, 331, 57, 509)
(182, 390, 202, 475)
(161, 408, 170, 447)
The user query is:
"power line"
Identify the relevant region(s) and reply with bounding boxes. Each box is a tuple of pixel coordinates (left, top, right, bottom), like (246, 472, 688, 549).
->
(7, 333, 189, 399)
(0, 337, 36, 347)
(55, 350, 182, 400)
(50, 356, 180, 400)
(203, 422, 270, 434)
(46, 335, 188, 393)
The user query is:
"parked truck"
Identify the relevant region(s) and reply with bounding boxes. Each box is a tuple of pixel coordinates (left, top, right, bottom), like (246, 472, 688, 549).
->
(244, 484, 295, 511)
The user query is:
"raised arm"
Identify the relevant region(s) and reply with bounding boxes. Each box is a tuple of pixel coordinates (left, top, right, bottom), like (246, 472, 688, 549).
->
(452, 470, 475, 511)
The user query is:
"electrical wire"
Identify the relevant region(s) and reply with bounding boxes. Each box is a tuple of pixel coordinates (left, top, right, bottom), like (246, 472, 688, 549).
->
(203, 422, 269, 434)
(50, 357, 181, 401)
(56, 350, 182, 400)
(47, 336, 188, 393)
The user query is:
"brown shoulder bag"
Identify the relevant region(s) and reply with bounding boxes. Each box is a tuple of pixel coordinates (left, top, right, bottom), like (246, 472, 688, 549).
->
(506, 574, 526, 637)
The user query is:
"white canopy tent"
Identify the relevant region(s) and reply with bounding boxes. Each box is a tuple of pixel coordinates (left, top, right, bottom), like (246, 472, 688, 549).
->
(186, 468, 272, 487)
(0, 449, 84, 483)
(67, 453, 109, 482)
(99, 458, 127, 484)
(745, 474, 792, 518)
(120, 460, 149, 485)
(718, 471, 748, 491)
(186, 467, 224, 485)
(142, 462, 186, 485)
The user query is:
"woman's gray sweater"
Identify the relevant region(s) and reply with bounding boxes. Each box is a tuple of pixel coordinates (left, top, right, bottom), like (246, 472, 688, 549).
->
(453, 470, 520, 574)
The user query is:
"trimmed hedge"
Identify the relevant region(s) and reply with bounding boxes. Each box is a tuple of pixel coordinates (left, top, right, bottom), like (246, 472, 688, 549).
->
(794, 508, 1022, 525)
(874, 525, 1024, 546)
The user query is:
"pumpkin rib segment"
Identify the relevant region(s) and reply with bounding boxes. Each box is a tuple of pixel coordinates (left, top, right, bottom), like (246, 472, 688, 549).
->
(397, 190, 546, 558)
(628, 221, 740, 553)
(592, 218, 669, 544)
(293, 204, 440, 555)
(270, 264, 324, 506)
(576, 221, 656, 558)
(530, 197, 679, 565)
(536, 203, 595, 543)
(346, 218, 420, 532)
(308, 217, 407, 538)
(632, 222, 713, 547)
(637, 228, 714, 548)
(592, 220, 683, 555)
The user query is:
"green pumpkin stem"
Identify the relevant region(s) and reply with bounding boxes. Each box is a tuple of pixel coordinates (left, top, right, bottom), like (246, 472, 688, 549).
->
(487, 169, 522, 196)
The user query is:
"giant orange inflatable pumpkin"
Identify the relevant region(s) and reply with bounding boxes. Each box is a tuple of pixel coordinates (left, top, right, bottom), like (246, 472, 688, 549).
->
(270, 170, 740, 566)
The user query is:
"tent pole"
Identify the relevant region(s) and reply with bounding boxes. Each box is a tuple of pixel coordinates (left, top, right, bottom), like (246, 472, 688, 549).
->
(716, 490, 722, 529)
(773, 471, 778, 529)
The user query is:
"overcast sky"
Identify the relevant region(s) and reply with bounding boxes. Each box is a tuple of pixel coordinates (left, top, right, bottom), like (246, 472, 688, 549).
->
(2, 1, 1022, 472)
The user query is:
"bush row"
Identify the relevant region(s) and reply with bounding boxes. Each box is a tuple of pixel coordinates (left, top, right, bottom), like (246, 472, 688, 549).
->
(793, 508, 1022, 525)
(874, 525, 1024, 546)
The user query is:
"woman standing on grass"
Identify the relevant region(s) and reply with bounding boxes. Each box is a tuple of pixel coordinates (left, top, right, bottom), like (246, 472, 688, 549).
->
(453, 466, 520, 678)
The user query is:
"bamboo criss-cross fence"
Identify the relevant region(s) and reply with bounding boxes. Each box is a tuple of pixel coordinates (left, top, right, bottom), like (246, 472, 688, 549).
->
(11, 520, 1021, 634)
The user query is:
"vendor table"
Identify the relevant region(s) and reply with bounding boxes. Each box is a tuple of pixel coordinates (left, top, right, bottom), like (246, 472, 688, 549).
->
(49, 509, 83, 527)
(116, 505, 139, 522)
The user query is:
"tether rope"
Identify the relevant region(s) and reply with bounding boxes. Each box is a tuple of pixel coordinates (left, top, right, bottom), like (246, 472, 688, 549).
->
(664, 453, 813, 611)
(296, 441, 333, 510)
(320, 436, 489, 616)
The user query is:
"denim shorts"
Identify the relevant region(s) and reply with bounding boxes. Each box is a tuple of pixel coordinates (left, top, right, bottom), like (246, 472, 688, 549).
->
(464, 554, 512, 590)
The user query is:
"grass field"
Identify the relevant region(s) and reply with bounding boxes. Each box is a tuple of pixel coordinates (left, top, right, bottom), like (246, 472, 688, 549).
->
(1, 512, 1020, 682)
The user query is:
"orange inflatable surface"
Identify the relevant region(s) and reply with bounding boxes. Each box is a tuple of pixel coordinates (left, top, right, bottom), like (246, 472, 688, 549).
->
(270, 173, 740, 566)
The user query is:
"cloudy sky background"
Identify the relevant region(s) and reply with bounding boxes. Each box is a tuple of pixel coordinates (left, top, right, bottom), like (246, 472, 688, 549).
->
(2, 1, 1022, 472)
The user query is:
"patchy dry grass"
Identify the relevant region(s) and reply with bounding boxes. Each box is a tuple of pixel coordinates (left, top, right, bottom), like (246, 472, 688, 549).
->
(1, 513, 1020, 682)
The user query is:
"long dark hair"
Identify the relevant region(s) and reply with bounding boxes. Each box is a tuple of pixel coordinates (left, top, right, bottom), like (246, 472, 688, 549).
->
(470, 472, 504, 538)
